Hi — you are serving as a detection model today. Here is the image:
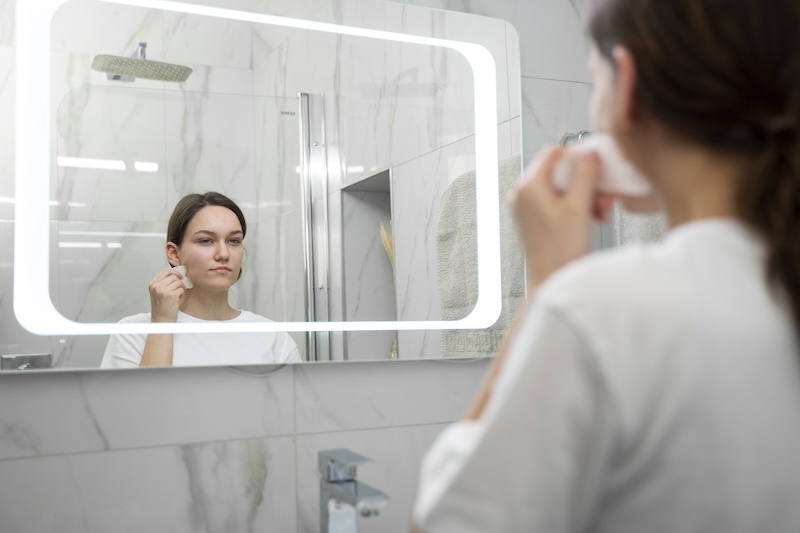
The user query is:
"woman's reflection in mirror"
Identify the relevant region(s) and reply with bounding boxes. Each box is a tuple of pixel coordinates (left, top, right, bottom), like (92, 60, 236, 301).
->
(101, 192, 300, 368)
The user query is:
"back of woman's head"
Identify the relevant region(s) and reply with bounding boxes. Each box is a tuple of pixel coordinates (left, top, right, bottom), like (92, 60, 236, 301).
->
(167, 191, 247, 246)
(587, 0, 800, 333)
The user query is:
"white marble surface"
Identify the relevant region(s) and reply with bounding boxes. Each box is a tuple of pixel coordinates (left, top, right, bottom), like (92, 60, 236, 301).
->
(0, 436, 297, 533)
(0, 0, 14, 47)
(162, 10, 252, 69)
(54, 84, 169, 222)
(53, 220, 165, 367)
(0, 365, 295, 460)
(0, 45, 13, 220)
(386, 0, 592, 82)
(164, 90, 259, 222)
(0, 359, 489, 532)
(293, 358, 489, 433)
(52, 0, 164, 59)
(342, 189, 396, 360)
(392, 120, 515, 357)
(520, 76, 593, 161)
(253, 210, 308, 349)
(253, 94, 302, 222)
(0, 221, 60, 362)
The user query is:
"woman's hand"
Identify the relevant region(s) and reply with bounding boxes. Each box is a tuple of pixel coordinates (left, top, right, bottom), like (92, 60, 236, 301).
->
(148, 268, 186, 323)
(509, 146, 613, 291)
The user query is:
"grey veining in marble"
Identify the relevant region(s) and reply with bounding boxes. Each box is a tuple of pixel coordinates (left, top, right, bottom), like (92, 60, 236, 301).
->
(294, 358, 489, 433)
(385, 0, 591, 82)
(0, 436, 297, 533)
(0, 365, 295, 460)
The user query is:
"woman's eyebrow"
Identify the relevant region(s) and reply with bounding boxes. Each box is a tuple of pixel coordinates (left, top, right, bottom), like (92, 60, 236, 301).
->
(191, 229, 244, 237)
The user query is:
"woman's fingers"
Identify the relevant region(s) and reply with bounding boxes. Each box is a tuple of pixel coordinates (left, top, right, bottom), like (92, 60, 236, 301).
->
(567, 152, 601, 207)
(148, 269, 185, 322)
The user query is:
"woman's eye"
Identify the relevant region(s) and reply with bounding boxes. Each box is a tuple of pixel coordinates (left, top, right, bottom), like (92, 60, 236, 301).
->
(229, 239, 242, 245)
(198, 238, 212, 244)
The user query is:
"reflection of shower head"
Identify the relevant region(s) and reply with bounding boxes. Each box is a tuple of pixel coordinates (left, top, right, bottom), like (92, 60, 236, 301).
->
(91, 42, 192, 83)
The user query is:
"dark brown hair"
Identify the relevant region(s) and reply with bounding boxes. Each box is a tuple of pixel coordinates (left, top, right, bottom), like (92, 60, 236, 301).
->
(167, 191, 247, 278)
(588, 0, 800, 334)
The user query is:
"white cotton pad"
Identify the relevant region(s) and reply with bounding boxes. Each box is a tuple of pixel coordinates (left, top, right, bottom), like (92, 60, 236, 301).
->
(552, 133, 654, 197)
(172, 265, 193, 289)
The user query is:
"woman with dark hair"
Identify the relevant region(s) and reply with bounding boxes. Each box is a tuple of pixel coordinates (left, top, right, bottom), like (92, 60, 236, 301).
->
(412, 0, 800, 531)
(101, 192, 300, 368)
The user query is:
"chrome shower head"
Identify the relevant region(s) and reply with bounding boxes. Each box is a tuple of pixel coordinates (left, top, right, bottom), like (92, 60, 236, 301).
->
(91, 42, 192, 83)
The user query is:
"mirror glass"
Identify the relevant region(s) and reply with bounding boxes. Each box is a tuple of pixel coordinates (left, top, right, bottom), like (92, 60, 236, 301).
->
(3, 0, 523, 369)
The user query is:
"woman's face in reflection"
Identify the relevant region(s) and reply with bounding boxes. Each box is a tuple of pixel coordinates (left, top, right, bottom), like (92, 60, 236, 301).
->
(174, 205, 244, 291)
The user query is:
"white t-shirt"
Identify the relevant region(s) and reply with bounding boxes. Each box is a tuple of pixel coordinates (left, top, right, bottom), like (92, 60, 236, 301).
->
(100, 310, 301, 368)
(413, 218, 800, 533)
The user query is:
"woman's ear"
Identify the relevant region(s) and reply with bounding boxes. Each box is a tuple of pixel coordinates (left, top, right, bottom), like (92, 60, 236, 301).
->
(166, 242, 180, 267)
(612, 45, 638, 127)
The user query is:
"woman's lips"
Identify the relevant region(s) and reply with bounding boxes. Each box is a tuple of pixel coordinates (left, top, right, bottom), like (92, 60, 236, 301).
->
(211, 267, 231, 273)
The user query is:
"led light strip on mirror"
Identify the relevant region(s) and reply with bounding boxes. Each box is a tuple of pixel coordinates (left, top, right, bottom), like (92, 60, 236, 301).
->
(14, 0, 501, 335)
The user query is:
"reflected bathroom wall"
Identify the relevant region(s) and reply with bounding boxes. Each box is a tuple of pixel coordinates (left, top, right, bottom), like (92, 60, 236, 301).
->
(43, 0, 311, 367)
(2, 0, 522, 368)
(253, 4, 521, 360)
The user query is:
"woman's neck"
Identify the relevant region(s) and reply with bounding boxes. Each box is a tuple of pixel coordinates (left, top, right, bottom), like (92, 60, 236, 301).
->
(179, 289, 238, 321)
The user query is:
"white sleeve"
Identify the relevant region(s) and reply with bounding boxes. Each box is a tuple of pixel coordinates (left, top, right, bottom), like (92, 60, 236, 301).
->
(413, 301, 617, 533)
(100, 329, 145, 369)
(277, 332, 301, 363)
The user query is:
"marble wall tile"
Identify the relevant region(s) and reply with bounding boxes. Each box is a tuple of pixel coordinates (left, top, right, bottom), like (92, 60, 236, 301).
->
(0, 436, 297, 533)
(253, 94, 302, 223)
(250, 0, 334, 75)
(162, 10, 252, 70)
(341, 189, 396, 360)
(386, 0, 591, 82)
(54, 83, 169, 222)
(296, 424, 449, 533)
(252, 212, 308, 360)
(253, 22, 338, 98)
(327, 189, 346, 360)
(328, 0, 510, 120)
(0, 0, 14, 47)
(506, 21, 522, 119)
(518, 77, 616, 250)
(392, 121, 514, 357)
(52, 220, 166, 368)
(520, 76, 593, 161)
(511, 0, 591, 82)
(253, 6, 499, 179)
(294, 358, 489, 433)
(173, 63, 254, 96)
(163, 90, 258, 222)
(253, 211, 306, 321)
(51, 0, 164, 59)
(0, 364, 295, 460)
(0, 45, 13, 220)
(0, 222, 61, 363)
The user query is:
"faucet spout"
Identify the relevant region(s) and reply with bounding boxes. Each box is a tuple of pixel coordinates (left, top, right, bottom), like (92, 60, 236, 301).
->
(322, 479, 389, 517)
(318, 449, 389, 532)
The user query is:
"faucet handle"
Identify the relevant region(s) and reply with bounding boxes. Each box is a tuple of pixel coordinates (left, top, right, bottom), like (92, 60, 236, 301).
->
(318, 449, 373, 482)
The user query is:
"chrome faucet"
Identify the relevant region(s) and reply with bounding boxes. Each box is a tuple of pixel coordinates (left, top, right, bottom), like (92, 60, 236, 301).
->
(319, 449, 388, 532)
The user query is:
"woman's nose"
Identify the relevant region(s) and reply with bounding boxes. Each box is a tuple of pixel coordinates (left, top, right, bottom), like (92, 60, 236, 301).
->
(215, 242, 229, 260)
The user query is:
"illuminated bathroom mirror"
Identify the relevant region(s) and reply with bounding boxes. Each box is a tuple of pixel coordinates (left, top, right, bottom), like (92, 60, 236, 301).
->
(8, 0, 522, 368)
